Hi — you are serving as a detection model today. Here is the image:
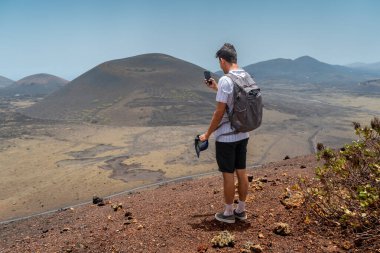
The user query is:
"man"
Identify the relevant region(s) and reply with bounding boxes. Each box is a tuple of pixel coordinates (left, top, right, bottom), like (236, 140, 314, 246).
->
(199, 43, 251, 223)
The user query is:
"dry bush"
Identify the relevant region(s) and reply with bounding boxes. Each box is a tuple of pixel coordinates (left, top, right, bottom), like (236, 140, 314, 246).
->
(302, 117, 380, 251)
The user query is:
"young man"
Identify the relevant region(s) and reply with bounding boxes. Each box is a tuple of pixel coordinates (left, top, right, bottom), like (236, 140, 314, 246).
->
(199, 43, 251, 223)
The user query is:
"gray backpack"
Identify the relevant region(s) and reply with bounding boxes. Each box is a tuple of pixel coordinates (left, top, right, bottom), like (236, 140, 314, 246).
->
(220, 72, 263, 134)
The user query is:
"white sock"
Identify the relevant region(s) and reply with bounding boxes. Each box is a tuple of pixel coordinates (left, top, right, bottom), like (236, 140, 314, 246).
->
(236, 200, 245, 213)
(223, 204, 234, 216)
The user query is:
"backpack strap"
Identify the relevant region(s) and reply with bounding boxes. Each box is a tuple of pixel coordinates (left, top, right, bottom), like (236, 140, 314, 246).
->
(226, 73, 239, 84)
(215, 73, 239, 137)
(215, 73, 236, 131)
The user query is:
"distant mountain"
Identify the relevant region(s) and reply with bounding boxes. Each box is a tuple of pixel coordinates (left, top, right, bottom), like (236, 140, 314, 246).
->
(346, 62, 367, 68)
(347, 62, 380, 74)
(243, 56, 379, 90)
(0, 73, 68, 97)
(22, 54, 217, 126)
(0, 76, 14, 88)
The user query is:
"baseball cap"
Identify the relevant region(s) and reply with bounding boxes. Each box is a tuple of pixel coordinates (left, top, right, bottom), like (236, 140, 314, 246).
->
(194, 134, 209, 158)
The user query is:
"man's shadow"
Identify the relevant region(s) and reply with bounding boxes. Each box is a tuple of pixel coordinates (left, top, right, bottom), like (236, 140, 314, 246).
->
(188, 213, 251, 232)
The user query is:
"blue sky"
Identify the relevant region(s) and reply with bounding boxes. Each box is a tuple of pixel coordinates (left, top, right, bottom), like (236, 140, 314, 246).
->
(0, 0, 379, 80)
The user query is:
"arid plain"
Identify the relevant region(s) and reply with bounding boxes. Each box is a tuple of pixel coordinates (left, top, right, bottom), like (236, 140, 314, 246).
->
(1, 88, 377, 222)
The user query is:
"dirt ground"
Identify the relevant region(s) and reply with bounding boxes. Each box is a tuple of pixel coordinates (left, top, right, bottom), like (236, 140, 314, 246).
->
(0, 157, 326, 252)
(1, 154, 354, 253)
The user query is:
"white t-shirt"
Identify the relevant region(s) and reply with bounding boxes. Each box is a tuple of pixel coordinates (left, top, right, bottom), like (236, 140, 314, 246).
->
(214, 69, 250, 143)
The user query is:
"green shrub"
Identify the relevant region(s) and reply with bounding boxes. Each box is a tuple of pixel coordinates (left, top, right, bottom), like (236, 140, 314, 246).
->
(302, 117, 380, 251)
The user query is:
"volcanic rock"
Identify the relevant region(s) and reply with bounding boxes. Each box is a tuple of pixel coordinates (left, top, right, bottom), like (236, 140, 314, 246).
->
(273, 222, 291, 236)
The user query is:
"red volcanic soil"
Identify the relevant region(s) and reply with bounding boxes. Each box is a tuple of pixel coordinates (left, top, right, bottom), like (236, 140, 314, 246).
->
(0, 155, 350, 253)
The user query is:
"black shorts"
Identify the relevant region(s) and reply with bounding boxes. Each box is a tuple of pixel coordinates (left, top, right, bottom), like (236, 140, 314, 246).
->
(215, 138, 249, 173)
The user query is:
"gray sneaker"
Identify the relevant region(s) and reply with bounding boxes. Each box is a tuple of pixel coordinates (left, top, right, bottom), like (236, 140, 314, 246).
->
(233, 209, 247, 220)
(215, 212, 235, 223)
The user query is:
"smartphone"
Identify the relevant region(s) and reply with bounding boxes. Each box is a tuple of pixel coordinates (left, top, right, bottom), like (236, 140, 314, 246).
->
(204, 71, 212, 85)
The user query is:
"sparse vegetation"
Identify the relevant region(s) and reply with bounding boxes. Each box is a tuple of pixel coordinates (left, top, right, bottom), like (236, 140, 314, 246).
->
(241, 242, 263, 253)
(302, 117, 380, 251)
(211, 230, 235, 248)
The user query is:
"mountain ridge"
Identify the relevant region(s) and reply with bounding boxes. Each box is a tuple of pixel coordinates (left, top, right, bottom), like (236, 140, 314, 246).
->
(15, 73, 68, 86)
(241, 56, 380, 91)
(0, 73, 68, 97)
(0, 76, 14, 88)
(346, 61, 380, 74)
(21, 53, 217, 126)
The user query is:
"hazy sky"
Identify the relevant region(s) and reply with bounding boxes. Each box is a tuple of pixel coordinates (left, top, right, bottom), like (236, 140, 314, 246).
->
(1, 0, 379, 80)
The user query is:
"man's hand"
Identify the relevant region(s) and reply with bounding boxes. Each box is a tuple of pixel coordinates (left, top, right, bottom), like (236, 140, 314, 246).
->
(204, 78, 218, 91)
(199, 133, 210, 142)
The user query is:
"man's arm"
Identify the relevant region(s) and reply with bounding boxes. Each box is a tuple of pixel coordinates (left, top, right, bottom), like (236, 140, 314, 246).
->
(199, 102, 226, 141)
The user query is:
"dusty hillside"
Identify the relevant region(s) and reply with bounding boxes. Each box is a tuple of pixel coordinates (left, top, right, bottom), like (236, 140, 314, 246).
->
(0, 75, 14, 88)
(22, 54, 218, 126)
(1, 155, 354, 253)
(0, 73, 68, 97)
(243, 56, 380, 93)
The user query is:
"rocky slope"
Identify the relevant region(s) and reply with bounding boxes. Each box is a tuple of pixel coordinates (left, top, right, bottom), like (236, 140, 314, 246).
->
(0, 155, 352, 252)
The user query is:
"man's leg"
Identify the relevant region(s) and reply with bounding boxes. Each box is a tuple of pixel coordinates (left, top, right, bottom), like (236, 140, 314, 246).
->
(235, 169, 248, 202)
(234, 138, 249, 218)
(215, 141, 236, 223)
(222, 172, 235, 215)
(234, 169, 248, 219)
